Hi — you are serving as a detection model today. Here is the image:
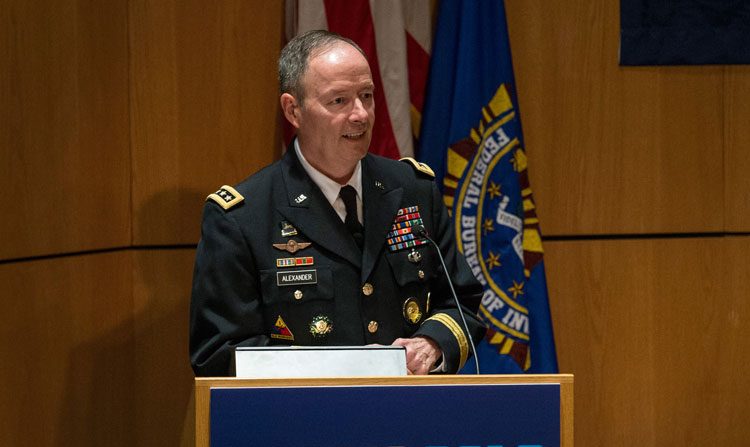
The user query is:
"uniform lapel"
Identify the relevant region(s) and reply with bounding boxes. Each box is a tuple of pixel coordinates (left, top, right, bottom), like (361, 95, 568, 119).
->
(361, 156, 403, 282)
(276, 148, 362, 269)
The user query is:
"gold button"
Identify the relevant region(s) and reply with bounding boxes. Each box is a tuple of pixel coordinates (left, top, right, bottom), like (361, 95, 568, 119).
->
(362, 283, 374, 296)
(294, 290, 303, 300)
(418, 270, 425, 280)
(368, 320, 379, 333)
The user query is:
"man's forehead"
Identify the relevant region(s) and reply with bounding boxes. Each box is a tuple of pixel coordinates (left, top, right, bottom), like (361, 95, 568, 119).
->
(309, 42, 370, 71)
(310, 40, 364, 62)
(304, 45, 373, 92)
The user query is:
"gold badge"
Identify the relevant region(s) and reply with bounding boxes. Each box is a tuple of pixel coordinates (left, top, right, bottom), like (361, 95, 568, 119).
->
(310, 315, 333, 338)
(402, 298, 423, 324)
(273, 239, 312, 254)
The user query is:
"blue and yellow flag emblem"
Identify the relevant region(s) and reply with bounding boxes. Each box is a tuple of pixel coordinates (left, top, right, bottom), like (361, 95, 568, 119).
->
(419, 0, 557, 373)
(445, 84, 544, 371)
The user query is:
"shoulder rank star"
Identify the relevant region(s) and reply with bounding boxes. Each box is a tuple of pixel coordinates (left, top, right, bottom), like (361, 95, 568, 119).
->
(206, 185, 244, 210)
(272, 239, 311, 254)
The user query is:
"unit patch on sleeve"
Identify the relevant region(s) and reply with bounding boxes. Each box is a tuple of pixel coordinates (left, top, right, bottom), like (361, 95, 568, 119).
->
(206, 185, 244, 210)
(270, 315, 294, 341)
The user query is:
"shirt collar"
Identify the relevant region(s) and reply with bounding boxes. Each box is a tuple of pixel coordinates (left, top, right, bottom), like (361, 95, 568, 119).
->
(294, 139, 363, 205)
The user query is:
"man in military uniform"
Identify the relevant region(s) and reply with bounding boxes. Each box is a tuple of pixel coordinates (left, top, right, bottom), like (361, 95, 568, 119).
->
(189, 30, 486, 377)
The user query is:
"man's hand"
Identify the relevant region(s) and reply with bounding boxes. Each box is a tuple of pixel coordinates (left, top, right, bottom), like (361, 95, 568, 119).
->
(391, 336, 442, 375)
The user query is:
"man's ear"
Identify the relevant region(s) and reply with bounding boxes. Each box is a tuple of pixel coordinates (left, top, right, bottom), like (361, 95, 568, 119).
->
(280, 93, 301, 129)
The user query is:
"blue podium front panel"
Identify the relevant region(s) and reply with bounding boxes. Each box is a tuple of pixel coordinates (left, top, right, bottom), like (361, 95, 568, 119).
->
(210, 383, 559, 447)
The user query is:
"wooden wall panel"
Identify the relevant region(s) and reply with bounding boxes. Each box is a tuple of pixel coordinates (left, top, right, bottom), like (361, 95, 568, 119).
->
(724, 67, 750, 232)
(544, 238, 750, 446)
(505, 0, 725, 236)
(0, 0, 130, 260)
(132, 249, 195, 447)
(715, 237, 750, 444)
(130, 0, 284, 246)
(0, 252, 134, 446)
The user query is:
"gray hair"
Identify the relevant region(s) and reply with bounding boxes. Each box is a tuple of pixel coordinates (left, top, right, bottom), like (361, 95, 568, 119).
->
(279, 30, 367, 103)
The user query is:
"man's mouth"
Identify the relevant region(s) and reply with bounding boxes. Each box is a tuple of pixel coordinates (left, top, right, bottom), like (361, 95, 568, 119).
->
(343, 131, 366, 140)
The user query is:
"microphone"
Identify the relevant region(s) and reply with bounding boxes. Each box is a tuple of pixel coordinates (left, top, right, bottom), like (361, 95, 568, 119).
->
(413, 224, 480, 374)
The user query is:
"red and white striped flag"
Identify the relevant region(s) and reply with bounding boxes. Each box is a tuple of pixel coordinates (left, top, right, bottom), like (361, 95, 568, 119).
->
(284, 0, 435, 159)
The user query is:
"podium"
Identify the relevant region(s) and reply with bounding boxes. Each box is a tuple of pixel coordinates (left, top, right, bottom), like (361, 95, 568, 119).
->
(195, 374, 573, 446)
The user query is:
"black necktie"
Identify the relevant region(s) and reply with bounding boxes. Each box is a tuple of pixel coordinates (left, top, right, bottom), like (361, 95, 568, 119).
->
(340, 185, 364, 250)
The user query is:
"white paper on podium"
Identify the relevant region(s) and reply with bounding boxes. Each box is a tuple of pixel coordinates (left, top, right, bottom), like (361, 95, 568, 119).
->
(234, 345, 407, 378)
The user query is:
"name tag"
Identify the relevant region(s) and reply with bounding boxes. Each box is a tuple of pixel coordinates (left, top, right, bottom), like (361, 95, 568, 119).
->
(277, 269, 318, 286)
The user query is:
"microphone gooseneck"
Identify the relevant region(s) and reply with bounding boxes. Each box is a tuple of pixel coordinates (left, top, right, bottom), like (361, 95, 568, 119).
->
(413, 225, 480, 374)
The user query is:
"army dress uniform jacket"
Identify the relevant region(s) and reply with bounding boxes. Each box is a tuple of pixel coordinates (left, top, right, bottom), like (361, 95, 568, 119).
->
(189, 146, 486, 376)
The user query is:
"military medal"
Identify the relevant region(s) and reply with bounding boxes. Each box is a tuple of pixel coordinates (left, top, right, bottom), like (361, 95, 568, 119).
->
(402, 297, 423, 324)
(272, 239, 312, 254)
(387, 206, 428, 252)
(310, 315, 333, 338)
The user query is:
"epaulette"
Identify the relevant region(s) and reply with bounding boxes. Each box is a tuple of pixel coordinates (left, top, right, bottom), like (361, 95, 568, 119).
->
(206, 185, 244, 210)
(399, 157, 435, 179)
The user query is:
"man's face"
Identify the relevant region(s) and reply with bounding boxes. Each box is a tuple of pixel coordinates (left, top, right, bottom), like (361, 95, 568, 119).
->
(283, 42, 375, 181)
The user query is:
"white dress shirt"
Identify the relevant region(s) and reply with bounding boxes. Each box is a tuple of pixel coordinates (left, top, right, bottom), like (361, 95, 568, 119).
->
(294, 140, 363, 224)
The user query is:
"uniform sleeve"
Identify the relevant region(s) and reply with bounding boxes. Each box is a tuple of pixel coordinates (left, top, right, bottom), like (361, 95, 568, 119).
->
(189, 202, 269, 376)
(413, 181, 486, 373)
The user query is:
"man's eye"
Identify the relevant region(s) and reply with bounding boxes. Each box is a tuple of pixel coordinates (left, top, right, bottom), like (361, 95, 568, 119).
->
(331, 97, 344, 105)
(362, 92, 373, 100)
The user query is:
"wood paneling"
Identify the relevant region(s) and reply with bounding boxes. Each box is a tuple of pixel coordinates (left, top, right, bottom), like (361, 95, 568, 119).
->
(724, 66, 750, 232)
(0, 252, 134, 446)
(132, 249, 195, 447)
(505, 0, 725, 235)
(129, 0, 284, 246)
(0, 249, 199, 447)
(544, 237, 750, 446)
(0, 0, 130, 260)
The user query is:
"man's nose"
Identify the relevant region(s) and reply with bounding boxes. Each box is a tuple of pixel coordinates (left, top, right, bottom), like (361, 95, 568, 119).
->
(350, 98, 369, 122)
